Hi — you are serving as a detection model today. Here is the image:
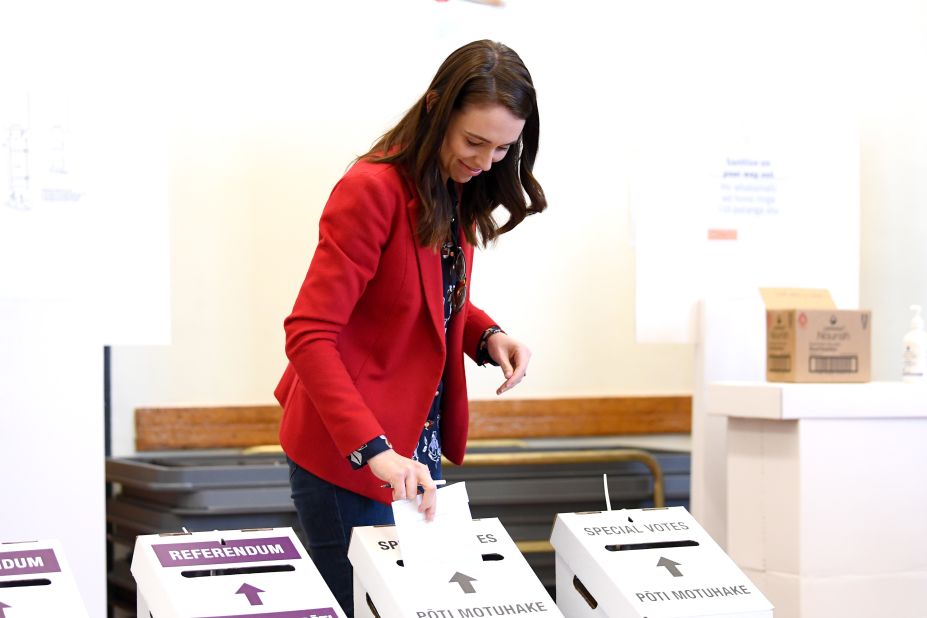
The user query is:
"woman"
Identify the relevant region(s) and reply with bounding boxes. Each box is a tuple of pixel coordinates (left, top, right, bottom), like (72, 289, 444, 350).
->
(275, 39, 546, 616)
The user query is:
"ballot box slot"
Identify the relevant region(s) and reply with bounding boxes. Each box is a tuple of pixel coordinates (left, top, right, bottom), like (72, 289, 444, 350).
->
(572, 575, 598, 609)
(365, 593, 382, 618)
(0, 578, 52, 588)
(605, 540, 699, 552)
(181, 564, 295, 578)
(395, 553, 504, 567)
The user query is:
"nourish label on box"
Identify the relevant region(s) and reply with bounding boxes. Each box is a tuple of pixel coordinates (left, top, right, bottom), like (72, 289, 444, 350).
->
(761, 288, 871, 383)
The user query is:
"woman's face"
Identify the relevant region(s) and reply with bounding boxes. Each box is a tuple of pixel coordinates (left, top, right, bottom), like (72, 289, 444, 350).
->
(439, 103, 525, 184)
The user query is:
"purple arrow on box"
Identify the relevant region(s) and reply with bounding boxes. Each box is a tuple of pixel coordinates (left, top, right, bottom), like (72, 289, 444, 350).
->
(236, 583, 264, 606)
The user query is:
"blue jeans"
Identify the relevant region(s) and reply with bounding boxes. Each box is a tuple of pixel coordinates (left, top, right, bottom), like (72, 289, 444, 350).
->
(287, 458, 394, 618)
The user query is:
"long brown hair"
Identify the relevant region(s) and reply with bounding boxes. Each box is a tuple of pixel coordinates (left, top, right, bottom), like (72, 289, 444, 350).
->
(366, 39, 546, 248)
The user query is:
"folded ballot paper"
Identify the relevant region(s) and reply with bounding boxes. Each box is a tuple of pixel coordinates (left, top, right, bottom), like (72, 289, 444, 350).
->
(391, 481, 483, 577)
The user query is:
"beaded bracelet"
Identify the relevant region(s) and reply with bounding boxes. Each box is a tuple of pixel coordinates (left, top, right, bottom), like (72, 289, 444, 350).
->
(477, 325, 505, 366)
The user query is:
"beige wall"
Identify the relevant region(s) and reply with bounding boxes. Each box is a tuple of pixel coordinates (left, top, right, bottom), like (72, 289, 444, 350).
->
(859, 3, 927, 383)
(111, 0, 927, 456)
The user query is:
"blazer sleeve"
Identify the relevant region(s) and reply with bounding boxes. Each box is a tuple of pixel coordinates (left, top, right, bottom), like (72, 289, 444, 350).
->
(461, 241, 501, 362)
(283, 170, 398, 457)
(462, 301, 499, 362)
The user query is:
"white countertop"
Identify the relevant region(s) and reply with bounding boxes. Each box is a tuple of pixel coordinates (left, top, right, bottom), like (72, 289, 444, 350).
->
(706, 381, 927, 419)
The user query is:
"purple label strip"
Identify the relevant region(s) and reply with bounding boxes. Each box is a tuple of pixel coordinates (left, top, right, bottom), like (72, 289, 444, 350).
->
(152, 536, 302, 568)
(197, 609, 337, 618)
(0, 548, 61, 577)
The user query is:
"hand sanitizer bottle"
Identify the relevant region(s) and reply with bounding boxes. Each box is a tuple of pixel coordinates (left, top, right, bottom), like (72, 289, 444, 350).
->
(902, 305, 927, 383)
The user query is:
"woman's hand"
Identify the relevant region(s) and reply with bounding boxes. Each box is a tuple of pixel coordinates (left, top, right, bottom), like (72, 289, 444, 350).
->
(486, 332, 531, 395)
(367, 449, 438, 520)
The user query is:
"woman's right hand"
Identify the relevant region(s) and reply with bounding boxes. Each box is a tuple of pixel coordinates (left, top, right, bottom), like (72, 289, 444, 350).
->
(367, 449, 438, 521)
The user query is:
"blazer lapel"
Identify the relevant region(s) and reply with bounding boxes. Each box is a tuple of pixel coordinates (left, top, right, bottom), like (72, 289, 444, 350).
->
(406, 197, 445, 341)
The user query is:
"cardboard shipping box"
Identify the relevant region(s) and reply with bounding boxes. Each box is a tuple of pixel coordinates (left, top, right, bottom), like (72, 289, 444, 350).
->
(761, 288, 871, 383)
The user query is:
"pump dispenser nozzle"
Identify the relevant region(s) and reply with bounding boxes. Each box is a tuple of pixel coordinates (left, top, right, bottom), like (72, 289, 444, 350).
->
(903, 305, 927, 382)
(910, 305, 924, 330)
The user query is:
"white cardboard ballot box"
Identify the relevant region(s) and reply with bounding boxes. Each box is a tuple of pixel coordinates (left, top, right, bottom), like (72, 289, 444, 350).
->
(132, 527, 346, 618)
(0, 539, 90, 617)
(349, 517, 564, 618)
(550, 507, 773, 618)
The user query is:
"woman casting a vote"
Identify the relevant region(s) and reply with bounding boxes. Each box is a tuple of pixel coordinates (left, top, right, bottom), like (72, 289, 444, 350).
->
(275, 39, 546, 616)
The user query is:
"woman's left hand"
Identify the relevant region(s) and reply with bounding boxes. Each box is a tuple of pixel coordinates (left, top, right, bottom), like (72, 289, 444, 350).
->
(486, 332, 531, 395)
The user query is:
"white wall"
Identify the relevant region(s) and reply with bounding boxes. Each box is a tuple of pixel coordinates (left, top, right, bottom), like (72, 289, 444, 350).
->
(858, 2, 927, 379)
(110, 0, 927, 456)
(1, 5, 169, 616)
(0, 302, 105, 618)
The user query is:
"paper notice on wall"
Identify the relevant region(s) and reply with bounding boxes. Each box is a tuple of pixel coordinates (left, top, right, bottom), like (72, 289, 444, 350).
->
(0, 85, 169, 344)
(391, 481, 482, 577)
(0, 90, 92, 301)
(631, 117, 859, 343)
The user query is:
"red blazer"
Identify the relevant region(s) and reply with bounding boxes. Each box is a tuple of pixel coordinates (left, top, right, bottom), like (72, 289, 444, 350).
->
(275, 160, 496, 503)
